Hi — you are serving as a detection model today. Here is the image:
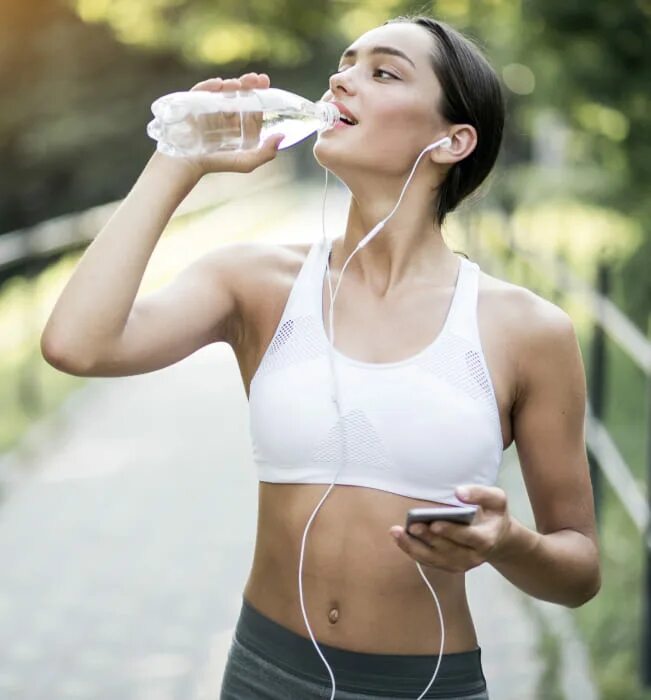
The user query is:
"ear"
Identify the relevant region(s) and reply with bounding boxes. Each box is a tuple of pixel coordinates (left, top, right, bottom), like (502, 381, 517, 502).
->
(430, 124, 477, 165)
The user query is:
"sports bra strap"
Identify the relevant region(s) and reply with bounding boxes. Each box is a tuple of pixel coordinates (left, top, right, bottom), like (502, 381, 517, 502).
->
(442, 258, 481, 345)
(283, 237, 329, 318)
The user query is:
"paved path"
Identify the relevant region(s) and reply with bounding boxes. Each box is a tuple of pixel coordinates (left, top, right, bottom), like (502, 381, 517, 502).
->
(0, 180, 594, 699)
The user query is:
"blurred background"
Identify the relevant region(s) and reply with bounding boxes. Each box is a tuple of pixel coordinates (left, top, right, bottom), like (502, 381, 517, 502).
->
(1, 0, 650, 698)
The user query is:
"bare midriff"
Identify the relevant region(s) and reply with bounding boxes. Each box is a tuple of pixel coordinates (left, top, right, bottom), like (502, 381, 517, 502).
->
(242, 481, 479, 655)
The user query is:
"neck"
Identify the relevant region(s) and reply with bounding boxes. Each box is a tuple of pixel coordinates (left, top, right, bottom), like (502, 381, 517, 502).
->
(330, 194, 458, 298)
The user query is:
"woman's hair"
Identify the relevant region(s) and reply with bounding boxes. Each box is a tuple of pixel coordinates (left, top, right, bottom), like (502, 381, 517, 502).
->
(384, 15, 505, 226)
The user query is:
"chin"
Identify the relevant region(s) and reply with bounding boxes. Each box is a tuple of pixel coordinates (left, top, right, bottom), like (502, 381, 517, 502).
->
(313, 131, 364, 164)
(312, 138, 343, 172)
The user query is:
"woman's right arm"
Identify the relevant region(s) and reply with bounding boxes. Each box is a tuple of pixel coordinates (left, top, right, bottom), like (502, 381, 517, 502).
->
(40, 153, 229, 376)
(40, 72, 282, 377)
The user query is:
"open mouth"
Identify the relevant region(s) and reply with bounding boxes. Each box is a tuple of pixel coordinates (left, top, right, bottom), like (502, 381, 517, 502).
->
(339, 114, 358, 126)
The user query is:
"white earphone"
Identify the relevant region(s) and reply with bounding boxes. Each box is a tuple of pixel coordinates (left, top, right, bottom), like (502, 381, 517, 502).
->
(424, 135, 453, 152)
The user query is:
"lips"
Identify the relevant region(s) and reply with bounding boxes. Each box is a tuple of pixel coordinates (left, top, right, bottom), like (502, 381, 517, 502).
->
(331, 101, 358, 125)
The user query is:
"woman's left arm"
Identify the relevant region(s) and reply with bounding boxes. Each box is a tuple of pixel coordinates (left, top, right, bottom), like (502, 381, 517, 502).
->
(489, 302, 601, 607)
(390, 299, 601, 608)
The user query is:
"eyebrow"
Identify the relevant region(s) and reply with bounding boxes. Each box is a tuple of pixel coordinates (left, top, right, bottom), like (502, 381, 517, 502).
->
(339, 45, 416, 69)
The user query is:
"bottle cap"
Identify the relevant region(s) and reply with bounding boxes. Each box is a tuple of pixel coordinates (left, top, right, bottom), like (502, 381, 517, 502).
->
(315, 101, 340, 130)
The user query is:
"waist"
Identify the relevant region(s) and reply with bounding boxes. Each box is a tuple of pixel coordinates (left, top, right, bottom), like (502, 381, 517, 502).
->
(233, 595, 487, 697)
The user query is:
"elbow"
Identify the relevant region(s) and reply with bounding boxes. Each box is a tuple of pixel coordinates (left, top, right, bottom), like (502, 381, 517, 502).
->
(566, 534, 602, 608)
(40, 333, 70, 371)
(567, 584, 600, 609)
(582, 570, 602, 606)
(40, 334, 92, 376)
(567, 565, 602, 609)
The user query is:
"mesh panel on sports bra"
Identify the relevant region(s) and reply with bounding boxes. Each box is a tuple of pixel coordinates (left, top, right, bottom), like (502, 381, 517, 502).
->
(310, 408, 393, 472)
(413, 333, 497, 409)
(253, 315, 322, 381)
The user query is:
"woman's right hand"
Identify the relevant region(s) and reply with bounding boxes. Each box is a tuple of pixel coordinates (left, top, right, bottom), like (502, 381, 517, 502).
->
(168, 72, 285, 180)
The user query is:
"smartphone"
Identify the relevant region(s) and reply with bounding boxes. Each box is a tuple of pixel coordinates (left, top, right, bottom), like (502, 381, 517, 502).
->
(406, 505, 478, 531)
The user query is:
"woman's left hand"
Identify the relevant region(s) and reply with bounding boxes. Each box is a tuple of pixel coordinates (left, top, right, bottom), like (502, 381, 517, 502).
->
(389, 485, 513, 573)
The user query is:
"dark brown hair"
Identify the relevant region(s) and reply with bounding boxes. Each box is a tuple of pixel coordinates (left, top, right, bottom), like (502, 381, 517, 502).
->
(384, 15, 505, 226)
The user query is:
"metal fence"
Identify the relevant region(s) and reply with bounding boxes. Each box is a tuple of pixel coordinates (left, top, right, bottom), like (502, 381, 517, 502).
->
(461, 207, 651, 687)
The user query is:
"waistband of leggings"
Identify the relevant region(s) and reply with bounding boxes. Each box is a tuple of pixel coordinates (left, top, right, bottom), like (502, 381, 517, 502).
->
(233, 596, 487, 696)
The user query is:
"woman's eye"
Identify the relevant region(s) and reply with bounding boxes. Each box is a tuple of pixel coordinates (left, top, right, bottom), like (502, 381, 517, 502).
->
(331, 66, 398, 80)
(374, 69, 398, 80)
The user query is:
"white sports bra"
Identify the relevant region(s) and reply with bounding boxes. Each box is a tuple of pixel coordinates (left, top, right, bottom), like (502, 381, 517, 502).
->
(248, 237, 504, 506)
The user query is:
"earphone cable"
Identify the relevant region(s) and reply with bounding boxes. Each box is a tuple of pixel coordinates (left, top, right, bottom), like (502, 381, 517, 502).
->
(299, 141, 450, 700)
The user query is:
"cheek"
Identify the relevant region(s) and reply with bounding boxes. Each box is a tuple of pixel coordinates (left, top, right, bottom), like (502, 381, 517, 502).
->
(368, 100, 433, 147)
(375, 101, 422, 127)
(364, 103, 432, 166)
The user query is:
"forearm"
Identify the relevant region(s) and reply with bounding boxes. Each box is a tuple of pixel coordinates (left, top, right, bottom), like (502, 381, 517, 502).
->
(488, 516, 601, 608)
(41, 151, 200, 364)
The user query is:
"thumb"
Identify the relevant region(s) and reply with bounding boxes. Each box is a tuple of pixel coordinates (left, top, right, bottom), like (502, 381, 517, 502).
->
(455, 484, 506, 511)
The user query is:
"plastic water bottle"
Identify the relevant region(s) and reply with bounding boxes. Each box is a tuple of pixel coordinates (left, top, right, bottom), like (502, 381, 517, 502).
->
(146, 87, 340, 158)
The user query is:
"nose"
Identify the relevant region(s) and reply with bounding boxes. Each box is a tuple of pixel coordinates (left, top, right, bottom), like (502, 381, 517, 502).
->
(328, 69, 356, 98)
(320, 69, 356, 104)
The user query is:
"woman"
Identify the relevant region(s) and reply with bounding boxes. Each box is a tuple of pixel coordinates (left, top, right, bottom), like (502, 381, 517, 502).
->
(41, 14, 601, 700)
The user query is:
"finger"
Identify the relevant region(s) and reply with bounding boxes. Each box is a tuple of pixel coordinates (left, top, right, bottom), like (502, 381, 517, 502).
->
(191, 77, 223, 91)
(427, 521, 484, 550)
(239, 72, 259, 90)
(221, 78, 242, 91)
(407, 524, 472, 555)
(398, 527, 474, 571)
(234, 133, 284, 172)
(263, 132, 285, 151)
(258, 73, 271, 88)
(398, 528, 482, 572)
(392, 527, 438, 567)
(456, 484, 507, 512)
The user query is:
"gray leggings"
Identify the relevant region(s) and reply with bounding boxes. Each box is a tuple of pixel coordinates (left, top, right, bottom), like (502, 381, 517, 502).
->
(219, 597, 489, 699)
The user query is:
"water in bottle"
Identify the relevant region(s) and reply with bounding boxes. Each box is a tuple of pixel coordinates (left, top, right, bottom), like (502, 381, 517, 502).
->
(146, 87, 340, 157)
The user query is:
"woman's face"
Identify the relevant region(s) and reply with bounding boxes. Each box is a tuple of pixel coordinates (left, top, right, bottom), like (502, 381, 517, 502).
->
(314, 23, 448, 179)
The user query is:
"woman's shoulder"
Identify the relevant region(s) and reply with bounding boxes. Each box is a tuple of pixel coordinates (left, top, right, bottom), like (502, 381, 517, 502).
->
(225, 239, 314, 327)
(476, 266, 582, 412)
(209, 240, 314, 384)
(477, 266, 574, 333)
(476, 266, 579, 391)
